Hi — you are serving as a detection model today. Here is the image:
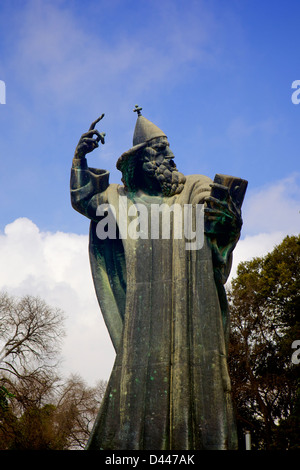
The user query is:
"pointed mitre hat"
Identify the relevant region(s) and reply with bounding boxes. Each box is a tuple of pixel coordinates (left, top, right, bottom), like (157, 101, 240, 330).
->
(116, 105, 167, 171)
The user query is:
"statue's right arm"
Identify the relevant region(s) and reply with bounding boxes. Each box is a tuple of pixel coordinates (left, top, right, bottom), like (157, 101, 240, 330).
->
(70, 116, 109, 220)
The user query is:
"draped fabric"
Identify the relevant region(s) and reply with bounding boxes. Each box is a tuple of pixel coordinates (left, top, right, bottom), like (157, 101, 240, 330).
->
(70, 160, 238, 450)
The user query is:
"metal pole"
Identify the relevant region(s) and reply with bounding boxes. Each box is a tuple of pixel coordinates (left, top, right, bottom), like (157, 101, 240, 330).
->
(245, 430, 251, 450)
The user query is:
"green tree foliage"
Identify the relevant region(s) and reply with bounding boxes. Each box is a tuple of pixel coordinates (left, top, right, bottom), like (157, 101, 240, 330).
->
(228, 235, 300, 449)
(0, 385, 14, 412)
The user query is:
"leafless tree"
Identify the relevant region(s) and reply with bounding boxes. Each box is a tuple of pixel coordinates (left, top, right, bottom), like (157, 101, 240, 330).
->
(0, 291, 107, 449)
(54, 375, 107, 449)
(0, 292, 65, 379)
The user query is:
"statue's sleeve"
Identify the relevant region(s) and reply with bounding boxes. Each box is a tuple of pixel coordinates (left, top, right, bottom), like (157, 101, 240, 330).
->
(70, 157, 125, 352)
(188, 174, 236, 284)
(189, 175, 213, 205)
(188, 173, 247, 350)
(70, 157, 110, 221)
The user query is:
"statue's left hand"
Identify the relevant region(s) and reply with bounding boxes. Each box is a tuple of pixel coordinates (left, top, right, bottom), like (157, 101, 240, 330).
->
(204, 183, 242, 237)
(74, 115, 106, 159)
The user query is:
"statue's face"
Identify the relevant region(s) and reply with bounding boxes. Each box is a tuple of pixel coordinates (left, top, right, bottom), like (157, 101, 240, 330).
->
(140, 137, 186, 196)
(143, 137, 175, 163)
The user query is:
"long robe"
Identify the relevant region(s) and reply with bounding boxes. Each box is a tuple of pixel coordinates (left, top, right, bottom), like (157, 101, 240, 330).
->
(70, 157, 239, 450)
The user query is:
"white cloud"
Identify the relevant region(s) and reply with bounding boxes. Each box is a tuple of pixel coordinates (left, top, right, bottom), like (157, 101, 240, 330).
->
(229, 231, 289, 281)
(228, 173, 300, 280)
(0, 217, 115, 385)
(242, 173, 300, 235)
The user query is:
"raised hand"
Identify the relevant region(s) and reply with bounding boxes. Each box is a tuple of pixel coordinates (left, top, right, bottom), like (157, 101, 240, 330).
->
(74, 114, 106, 159)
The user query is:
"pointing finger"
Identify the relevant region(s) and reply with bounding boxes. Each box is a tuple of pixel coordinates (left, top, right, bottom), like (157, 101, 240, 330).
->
(89, 114, 105, 130)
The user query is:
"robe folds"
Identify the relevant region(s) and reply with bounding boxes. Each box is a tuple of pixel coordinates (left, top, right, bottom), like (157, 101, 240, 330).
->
(70, 157, 238, 450)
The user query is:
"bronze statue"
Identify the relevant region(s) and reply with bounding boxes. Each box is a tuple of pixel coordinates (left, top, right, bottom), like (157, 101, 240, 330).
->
(70, 106, 247, 450)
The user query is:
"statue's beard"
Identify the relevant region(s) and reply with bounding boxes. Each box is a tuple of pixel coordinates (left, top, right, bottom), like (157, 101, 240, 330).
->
(142, 155, 186, 197)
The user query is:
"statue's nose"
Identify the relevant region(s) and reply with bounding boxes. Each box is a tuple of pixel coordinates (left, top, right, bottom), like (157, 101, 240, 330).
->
(165, 148, 174, 159)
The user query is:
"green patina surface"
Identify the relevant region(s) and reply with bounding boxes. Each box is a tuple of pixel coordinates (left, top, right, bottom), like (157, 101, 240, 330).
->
(71, 110, 247, 450)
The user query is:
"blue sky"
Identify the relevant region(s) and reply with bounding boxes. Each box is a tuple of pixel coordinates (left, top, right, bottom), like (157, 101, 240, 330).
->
(0, 0, 299, 234)
(0, 0, 299, 384)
